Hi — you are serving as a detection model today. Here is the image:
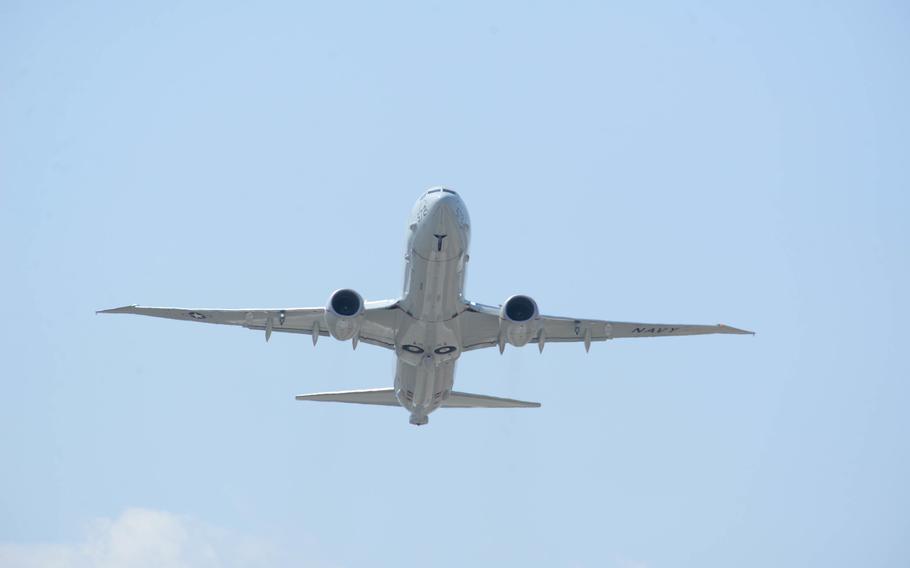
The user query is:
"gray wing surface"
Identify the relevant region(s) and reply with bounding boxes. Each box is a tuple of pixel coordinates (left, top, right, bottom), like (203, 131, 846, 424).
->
(460, 302, 752, 352)
(98, 300, 400, 349)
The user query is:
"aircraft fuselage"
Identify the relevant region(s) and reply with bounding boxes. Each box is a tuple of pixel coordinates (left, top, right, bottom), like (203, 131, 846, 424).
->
(394, 188, 471, 425)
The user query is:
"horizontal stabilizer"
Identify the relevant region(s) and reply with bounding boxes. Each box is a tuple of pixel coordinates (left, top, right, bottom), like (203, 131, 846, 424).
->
(294, 388, 540, 409)
(442, 391, 540, 408)
(295, 388, 399, 406)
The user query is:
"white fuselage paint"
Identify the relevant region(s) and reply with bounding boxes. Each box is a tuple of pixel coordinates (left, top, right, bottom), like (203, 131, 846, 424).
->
(394, 189, 472, 425)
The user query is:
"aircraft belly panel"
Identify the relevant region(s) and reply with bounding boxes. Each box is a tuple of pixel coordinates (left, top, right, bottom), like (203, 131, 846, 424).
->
(395, 358, 455, 420)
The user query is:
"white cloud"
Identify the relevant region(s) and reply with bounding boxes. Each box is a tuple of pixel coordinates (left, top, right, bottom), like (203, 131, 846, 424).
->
(0, 508, 279, 568)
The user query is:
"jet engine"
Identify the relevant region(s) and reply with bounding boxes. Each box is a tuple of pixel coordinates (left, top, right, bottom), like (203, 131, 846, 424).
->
(500, 294, 540, 347)
(325, 288, 364, 341)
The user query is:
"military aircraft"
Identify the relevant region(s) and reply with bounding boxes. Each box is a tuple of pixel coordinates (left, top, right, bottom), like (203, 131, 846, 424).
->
(100, 188, 751, 425)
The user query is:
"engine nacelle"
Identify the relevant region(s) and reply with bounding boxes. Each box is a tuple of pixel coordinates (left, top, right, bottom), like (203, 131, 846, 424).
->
(325, 288, 364, 341)
(500, 294, 540, 347)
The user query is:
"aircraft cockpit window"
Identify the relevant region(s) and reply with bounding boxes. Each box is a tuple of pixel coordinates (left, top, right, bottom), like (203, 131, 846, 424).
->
(427, 189, 441, 194)
(442, 189, 458, 195)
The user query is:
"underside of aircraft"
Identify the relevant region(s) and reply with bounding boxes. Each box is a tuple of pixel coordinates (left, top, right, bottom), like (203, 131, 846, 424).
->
(100, 188, 752, 425)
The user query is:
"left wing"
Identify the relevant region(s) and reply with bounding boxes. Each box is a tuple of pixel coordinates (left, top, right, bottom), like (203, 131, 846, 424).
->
(459, 302, 752, 352)
(98, 300, 400, 349)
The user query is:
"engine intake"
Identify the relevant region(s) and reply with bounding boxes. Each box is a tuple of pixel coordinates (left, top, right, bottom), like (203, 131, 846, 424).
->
(500, 295, 540, 347)
(503, 295, 537, 322)
(325, 288, 364, 341)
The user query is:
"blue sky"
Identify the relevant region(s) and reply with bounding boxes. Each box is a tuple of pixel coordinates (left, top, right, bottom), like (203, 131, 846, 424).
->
(1, 1, 908, 566)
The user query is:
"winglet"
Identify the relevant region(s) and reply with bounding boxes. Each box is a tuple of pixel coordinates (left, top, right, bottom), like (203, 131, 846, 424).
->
(718, 324, 755, 335)
(96, 304, 138, 315)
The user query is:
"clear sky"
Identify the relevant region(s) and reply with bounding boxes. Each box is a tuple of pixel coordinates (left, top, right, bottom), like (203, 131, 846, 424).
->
(2, 1, 908, 567)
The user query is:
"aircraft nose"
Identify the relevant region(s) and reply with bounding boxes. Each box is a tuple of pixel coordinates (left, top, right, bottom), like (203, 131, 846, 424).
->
(428, 198, 455, 226)
(414, 194, 466, 260)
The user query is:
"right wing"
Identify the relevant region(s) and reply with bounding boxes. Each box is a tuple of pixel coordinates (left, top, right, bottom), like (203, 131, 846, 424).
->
(98, 300, 401, 349)
(460, 302, 752, 352)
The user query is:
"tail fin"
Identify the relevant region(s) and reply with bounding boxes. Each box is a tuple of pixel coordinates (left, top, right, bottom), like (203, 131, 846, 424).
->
(442, 391, 540, 408)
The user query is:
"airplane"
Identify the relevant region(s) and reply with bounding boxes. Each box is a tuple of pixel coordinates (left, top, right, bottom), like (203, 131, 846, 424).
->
(99, 188, 752, 425)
